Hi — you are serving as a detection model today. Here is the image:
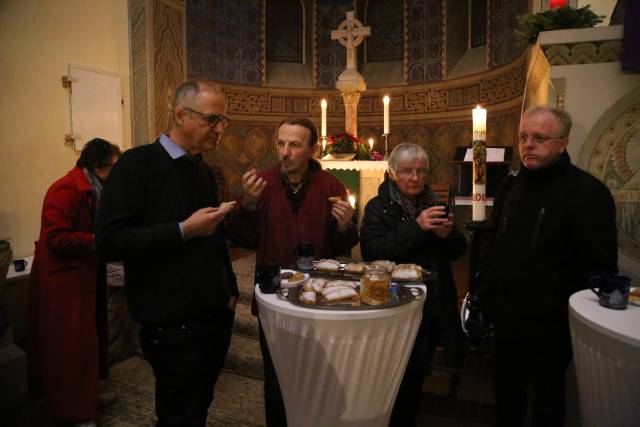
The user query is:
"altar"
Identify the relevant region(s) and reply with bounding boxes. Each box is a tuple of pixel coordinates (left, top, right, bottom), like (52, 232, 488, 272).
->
(319, 160, 387, 226)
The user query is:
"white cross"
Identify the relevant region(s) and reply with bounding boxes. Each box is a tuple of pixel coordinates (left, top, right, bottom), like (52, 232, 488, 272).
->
(331, 11, 371, 72)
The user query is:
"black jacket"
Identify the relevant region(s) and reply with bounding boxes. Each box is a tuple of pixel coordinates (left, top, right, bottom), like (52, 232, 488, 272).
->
(361, 179, 467, 362)
(95, 140, 238, 326)
(482, 152, 617, 339)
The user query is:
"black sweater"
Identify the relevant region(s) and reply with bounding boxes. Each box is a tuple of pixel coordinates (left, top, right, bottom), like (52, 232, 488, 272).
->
(95, 140, 238, 325)
(482, 152, 617, 339)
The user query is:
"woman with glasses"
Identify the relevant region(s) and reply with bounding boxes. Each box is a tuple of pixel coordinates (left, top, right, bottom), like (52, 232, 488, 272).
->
(28, 138, 121, 427)
(360, 143, 467, 427)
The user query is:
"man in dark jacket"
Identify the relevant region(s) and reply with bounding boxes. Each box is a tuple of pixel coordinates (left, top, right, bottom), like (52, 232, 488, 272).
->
(96, 79, 238, 426)
(361, 143, 467, 427)
(482, 107, 618, 427)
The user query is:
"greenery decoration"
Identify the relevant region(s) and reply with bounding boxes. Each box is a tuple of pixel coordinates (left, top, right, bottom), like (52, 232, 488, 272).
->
(516, 5, 604, 45)
(326, 133, 371, 160)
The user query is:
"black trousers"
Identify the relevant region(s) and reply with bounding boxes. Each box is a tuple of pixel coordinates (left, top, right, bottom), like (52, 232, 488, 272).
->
(389, 312, 440, 427)
(258, 321, 288, 427)
(495, 333, 572, 427)
(139, 310, 234, 427)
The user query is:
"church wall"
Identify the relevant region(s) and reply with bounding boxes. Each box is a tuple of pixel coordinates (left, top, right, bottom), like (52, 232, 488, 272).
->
(488, 0, 528, 69)
(0, 0, 132, 258)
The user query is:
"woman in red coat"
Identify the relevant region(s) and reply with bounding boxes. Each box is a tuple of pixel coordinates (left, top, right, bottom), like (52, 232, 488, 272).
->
(28, 138, 121, 426)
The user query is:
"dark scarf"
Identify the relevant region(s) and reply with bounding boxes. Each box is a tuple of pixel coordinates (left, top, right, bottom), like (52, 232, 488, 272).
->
(388, 180, 434, 219)
(281, 159, 321, 212)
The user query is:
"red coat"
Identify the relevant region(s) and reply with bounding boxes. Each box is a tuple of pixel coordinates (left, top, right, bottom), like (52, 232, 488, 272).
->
(28, 167, 99, 420)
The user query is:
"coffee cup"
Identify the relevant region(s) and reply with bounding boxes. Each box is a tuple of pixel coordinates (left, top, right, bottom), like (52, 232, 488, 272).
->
(13, 259, 27, 272)
(256, 263, 281, 294)
(296, 243, 314, 271)
(590, 274, 630, 310)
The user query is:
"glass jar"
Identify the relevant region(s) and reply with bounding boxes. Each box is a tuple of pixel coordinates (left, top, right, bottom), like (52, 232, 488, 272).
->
(296, 243, 315, 272)
(360, 265, 391, 305)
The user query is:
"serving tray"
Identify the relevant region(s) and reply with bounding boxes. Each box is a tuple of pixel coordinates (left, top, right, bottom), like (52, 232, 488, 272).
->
(310, 264, 438, 284)
(277, 283, 425, 311)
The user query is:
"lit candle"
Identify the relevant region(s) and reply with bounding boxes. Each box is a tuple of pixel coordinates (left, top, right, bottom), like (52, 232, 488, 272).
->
(472, 105, 487, 142)
(348, 194, 356, 209)
(550, 0, 567, 9)
(320, 99, 327, 137)
(383, 96, 390, 134)
(471, 105, 487, 221)
(368, 138, 374, 151)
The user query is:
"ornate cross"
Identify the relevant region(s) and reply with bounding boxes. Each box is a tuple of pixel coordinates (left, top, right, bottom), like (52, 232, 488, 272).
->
(331, 11, 370, 72)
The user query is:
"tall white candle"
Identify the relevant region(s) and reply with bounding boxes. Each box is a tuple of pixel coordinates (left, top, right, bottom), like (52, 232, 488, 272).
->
(383, 96, 390, 134)
(320, 99, 327, 137)
(471, 105, 487, 221)
(472, 105, 487, 141)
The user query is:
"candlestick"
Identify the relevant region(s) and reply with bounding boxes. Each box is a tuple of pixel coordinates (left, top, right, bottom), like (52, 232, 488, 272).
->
(368, 138, 374, 152)
(383, 134, 389, 159)
(471, 105, 487, 221)
(320, 99, 327, 137)
(321, 136, 327, 158)
(383, 96, 390, 135)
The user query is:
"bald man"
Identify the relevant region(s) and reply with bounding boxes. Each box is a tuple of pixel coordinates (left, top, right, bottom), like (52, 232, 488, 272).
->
(96, 79, 238, 426)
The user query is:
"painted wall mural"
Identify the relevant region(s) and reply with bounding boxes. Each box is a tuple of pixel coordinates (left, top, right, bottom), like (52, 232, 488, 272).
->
(187, 0, 264, 86)
(488, 0, 527, 69)
(405, 0, 444, 83)
(587, 102, 640, 264)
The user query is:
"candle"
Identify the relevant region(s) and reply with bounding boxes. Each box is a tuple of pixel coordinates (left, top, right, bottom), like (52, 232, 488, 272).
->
(348, 194, 356, 209)
(383, 96, 390, 134)
(471, 105, 487, 221)
(550, 0, 567, 9)
(322, 138, 326, 155)
(320, 99, 327, 137)
(472, 105, 486, 141)
(368, 138, 374, 151)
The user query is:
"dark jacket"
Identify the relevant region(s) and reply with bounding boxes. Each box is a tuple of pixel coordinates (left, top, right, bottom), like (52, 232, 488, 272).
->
(360, 179, 467, 363)
(95, 140, 238, 326)
(482, 152, 618, 340)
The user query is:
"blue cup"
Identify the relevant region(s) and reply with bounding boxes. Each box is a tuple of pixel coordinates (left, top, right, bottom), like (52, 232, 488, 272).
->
(590, 274, 631, 310)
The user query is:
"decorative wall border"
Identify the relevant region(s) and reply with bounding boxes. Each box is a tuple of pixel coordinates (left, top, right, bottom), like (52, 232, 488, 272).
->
(220, 50, 525, 123)
(543, 40, 623, 66)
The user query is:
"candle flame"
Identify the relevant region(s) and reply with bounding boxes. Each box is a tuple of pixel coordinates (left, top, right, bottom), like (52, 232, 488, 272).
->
(348, 195, 356, 209)
(368, 138, 374, 150)
(383, 96, 390, 105)
(321, 99, 327, 108)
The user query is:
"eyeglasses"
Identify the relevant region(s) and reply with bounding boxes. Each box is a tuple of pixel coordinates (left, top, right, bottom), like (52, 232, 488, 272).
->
(396, 168, 428, 178)
(183, 107, 231, 128)
(519, 133, 567, 144)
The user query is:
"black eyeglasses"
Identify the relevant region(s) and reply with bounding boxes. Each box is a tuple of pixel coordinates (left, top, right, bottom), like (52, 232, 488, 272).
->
(519, 133, 567, 144)
(183, 107, 231, 128)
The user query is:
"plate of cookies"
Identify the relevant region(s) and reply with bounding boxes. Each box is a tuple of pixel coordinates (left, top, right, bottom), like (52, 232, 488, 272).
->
(280, 269, 309, 288)
(313, 259, 437, 283)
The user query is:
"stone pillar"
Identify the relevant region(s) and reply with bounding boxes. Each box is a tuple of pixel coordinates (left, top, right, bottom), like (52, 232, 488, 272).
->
(341, 90, 362, 137)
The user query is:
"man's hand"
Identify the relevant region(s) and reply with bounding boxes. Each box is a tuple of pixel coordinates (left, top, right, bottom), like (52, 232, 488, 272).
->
(241, 168, 266, 210)
(182, 207, 230, 240)
(416, 206, 453, 238)
(331, 200, 355, 232)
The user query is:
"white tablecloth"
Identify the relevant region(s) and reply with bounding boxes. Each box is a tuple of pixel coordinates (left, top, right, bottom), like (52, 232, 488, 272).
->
(568, 289, 640, 427)
(256, 284, 426, 427)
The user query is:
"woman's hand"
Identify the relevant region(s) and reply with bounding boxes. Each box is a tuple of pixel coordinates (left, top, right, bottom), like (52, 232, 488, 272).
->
(416, 206, 453, 238)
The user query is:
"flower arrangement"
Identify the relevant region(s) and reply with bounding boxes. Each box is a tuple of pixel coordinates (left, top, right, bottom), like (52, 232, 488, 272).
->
(325, 133, 372, 160)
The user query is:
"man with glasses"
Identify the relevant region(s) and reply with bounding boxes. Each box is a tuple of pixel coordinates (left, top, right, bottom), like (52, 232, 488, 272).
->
(480, 107, 618, 426)
(96, 79, 238, 426)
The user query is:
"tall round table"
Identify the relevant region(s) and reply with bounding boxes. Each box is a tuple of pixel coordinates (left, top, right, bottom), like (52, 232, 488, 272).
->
(255, 284, 426, 427)
(568, 289, 640, 427)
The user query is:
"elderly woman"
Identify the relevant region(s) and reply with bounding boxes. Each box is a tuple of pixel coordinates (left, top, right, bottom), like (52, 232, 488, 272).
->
(29, 138, 121, 427)
(360, 143, 467, 426)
